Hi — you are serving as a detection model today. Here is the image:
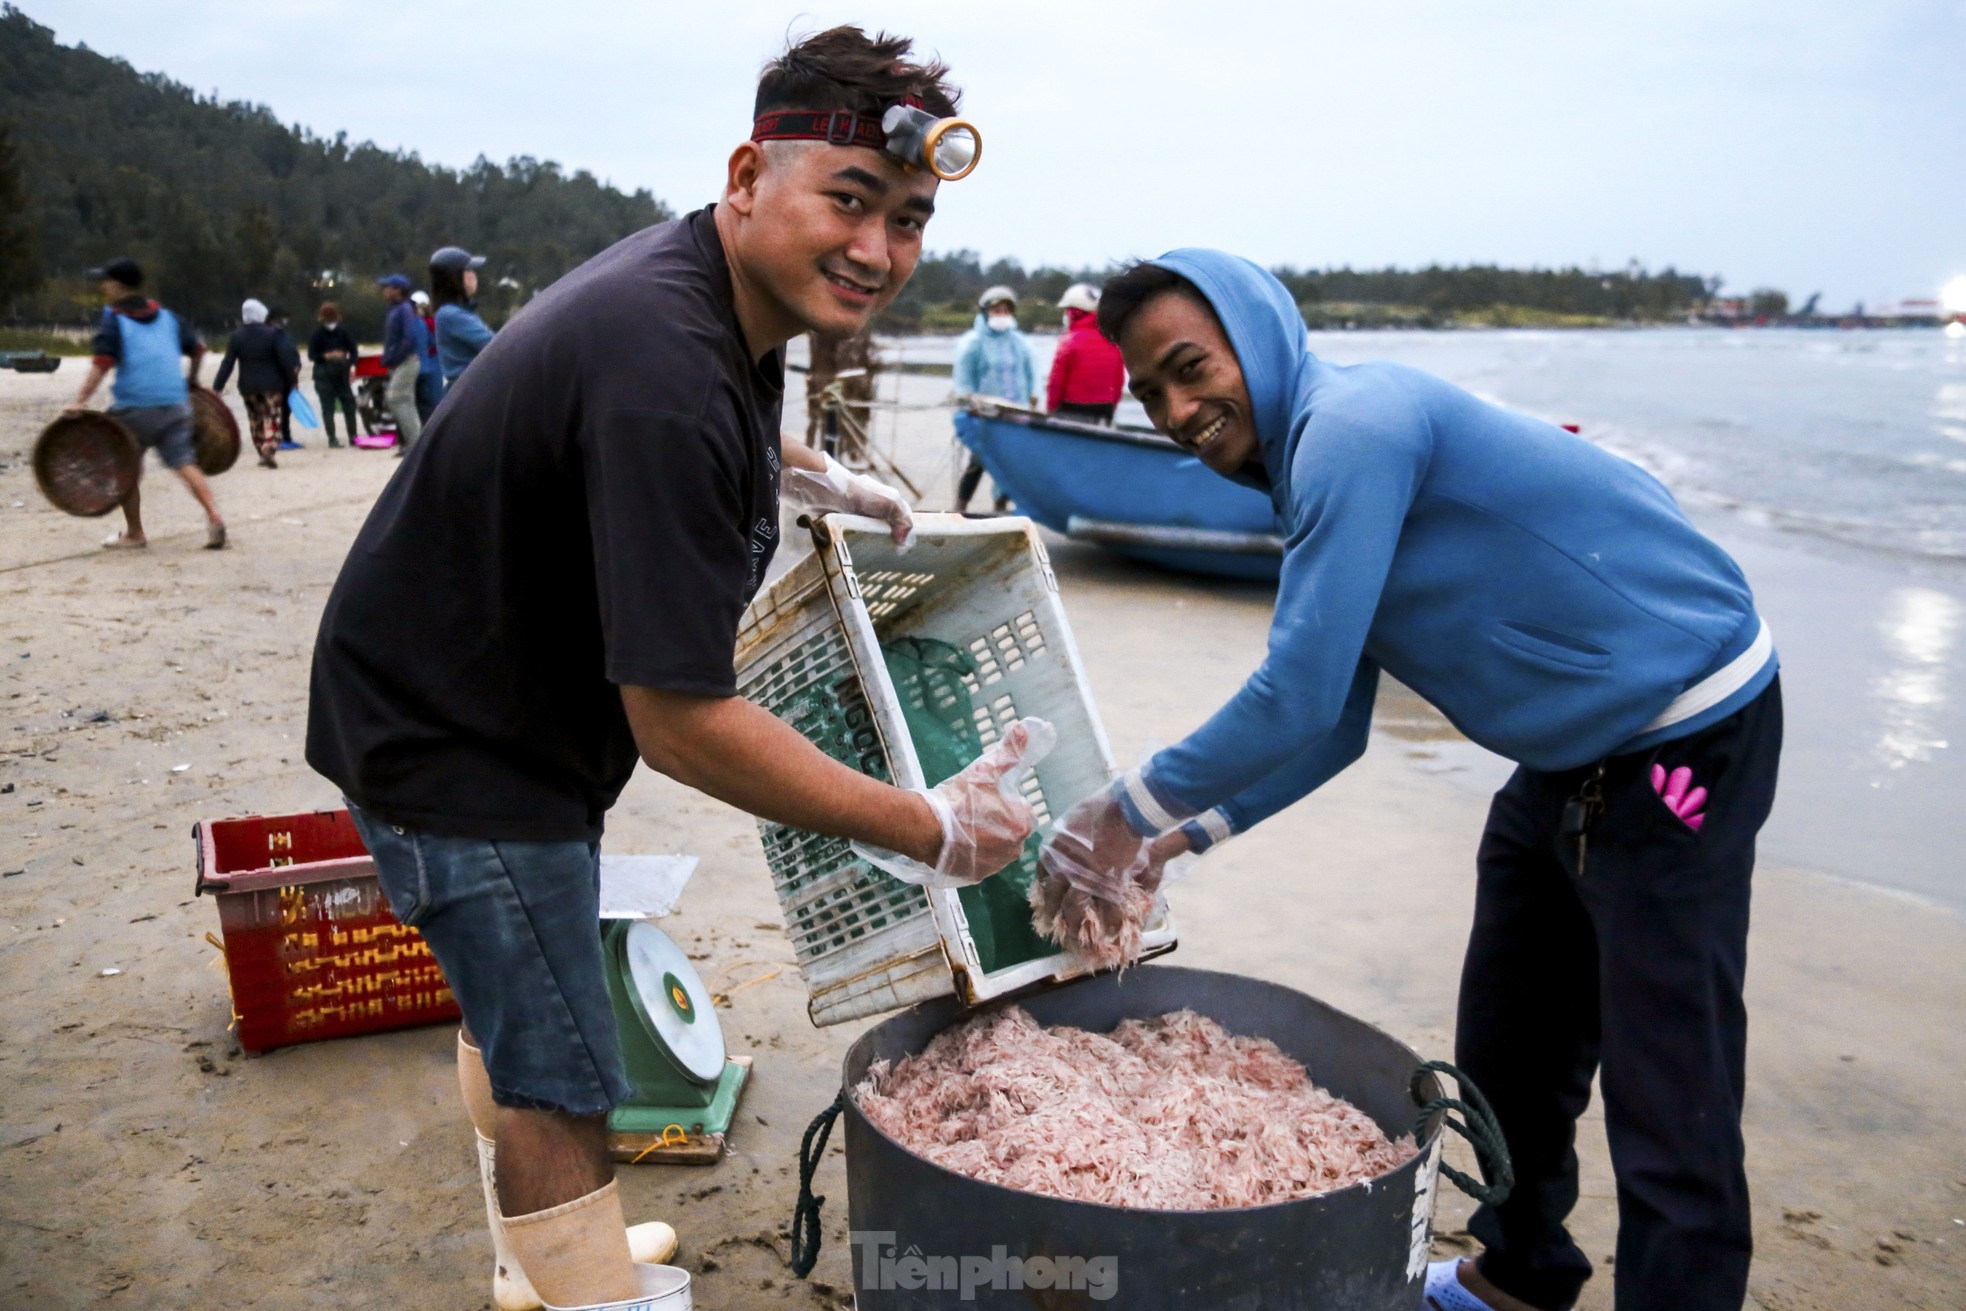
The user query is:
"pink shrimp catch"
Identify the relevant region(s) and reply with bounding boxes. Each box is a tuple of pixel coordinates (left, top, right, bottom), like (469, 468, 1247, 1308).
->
(854, 1006, 1418, 1210)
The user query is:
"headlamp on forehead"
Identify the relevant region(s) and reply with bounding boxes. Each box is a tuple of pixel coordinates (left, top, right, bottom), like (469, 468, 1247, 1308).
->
(751, 101, 981, 181)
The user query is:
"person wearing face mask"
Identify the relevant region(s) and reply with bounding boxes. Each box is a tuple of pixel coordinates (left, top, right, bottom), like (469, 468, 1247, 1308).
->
(952, 284, 1037, 511)
(309, 302, 360, 448)
(1046, 282, 1125, 424)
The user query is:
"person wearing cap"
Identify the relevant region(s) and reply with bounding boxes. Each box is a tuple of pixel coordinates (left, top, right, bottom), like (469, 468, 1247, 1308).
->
(65, 257, 227, 550)
(214, 298, 301, 467)
(376, 274, 429, 452)
(1046, 283, 1125, 424)
(952, 285, 1036, 511)
(308, 27, 1036, 1310)
(429, 245, 495, 385)
(308, 302, 360, 448)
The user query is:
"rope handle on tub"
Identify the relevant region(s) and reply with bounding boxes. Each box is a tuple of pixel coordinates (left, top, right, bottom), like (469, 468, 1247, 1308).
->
(790, 1090, 848, 1278)
(1410, 1060, 1514, 1207)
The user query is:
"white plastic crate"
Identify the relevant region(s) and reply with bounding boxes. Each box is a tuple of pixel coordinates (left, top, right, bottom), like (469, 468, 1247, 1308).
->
(734, 512, 1177, 1026)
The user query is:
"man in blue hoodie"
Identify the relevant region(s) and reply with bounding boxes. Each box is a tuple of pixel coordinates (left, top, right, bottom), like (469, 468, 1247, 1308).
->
(1036, 251, 1781, 1311)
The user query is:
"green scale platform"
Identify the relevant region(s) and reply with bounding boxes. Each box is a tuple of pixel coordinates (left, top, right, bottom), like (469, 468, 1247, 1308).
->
(601, 918, 750, 1165)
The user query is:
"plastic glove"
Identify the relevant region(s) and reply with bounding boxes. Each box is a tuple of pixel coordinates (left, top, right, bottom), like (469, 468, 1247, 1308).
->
(1031, 789, 1191, 970)
(854, 717, 1056, 889)
(1651, 763, 1707, 832)
(782, 453, 916, 548)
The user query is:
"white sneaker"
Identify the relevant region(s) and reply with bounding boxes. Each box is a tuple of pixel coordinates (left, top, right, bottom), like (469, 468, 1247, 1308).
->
(1425, 1259, 1498, 1310)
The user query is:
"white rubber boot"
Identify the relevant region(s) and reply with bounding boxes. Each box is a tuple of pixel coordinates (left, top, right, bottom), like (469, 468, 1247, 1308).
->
(461, 1033, 679, 1310)
(459, 1031, 500, 1138)
(478, 1133, 545, 1311)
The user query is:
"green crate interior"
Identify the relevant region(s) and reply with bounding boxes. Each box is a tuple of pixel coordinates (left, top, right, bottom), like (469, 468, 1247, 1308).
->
(858, 556, 1067, 978)
(742, 529, 1099, 991)
(882, 634, 1056, 974)
(745, 619, 931, 964)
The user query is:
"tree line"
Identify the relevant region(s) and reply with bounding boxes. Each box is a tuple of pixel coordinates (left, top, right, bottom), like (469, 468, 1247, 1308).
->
(1275, 263, 1718, 327)
(1, 4, 1739, 346)
(881, 253, 1726, 334)
(0, 5, 669, 340)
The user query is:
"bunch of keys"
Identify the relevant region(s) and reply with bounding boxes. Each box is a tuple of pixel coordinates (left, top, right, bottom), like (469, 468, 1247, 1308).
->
(1560, 762, 1607, 876)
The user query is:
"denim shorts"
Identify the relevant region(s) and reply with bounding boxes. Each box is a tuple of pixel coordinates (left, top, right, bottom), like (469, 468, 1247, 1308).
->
(347, 803, 630, 1115)
(111, 403, 196, 471)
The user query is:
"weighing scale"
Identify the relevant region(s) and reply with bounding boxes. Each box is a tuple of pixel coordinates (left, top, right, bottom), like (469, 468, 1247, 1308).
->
(601, 918, 751, 1165)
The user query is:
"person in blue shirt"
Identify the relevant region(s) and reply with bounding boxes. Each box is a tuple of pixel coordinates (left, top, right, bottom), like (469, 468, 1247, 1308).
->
(64, 257, 227, 549)
(1035, 251, 1782, 1311)
(951, 285, 1037, 511)
(376, 273, 429, 453)
(429, 245, 496, 385)
(411, 291, 445, 422)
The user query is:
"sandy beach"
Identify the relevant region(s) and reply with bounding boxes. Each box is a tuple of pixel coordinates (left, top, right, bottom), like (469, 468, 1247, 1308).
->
(2, 363, 1963, 1310)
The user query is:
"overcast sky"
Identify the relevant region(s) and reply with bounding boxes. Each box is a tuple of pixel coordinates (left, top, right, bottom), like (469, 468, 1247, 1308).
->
(26, 0, 1966, 308)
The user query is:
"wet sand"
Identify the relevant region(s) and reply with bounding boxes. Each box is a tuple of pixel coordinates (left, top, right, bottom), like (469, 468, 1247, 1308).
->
(1, 366, 1962, 1308)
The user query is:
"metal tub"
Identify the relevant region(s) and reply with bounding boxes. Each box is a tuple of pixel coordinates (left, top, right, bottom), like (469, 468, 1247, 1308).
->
(839, 965, 1450, 1310)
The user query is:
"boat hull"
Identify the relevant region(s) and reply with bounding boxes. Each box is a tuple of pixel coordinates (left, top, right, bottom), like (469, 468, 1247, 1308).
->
(953, 408, 1282, 582)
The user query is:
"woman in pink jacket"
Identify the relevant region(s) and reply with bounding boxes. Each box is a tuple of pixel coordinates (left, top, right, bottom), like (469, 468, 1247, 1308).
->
(1046, 283, 1126, 423)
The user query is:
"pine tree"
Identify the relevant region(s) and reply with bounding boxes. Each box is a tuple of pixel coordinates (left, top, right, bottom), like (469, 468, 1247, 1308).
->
(0, 121, 40, 311)
(0, 6, 670, 334)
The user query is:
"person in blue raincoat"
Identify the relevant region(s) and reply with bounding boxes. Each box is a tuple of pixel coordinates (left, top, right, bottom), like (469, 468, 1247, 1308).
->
(951, 284, 1036, 511)
(1034, 250, 1783, 1311)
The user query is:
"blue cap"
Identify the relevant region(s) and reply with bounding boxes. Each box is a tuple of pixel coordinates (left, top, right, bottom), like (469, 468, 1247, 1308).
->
(376, 273, 414, 292)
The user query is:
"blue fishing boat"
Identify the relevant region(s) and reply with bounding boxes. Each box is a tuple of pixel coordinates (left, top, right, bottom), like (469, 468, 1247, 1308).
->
(953, 401, 1283, 581)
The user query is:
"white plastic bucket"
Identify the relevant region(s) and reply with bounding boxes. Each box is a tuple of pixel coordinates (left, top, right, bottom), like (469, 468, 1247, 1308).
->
(542, 1263, 691, 1311)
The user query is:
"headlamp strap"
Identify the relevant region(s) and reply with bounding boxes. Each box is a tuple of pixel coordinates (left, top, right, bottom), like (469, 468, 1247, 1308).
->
(751, 109, 886, 152)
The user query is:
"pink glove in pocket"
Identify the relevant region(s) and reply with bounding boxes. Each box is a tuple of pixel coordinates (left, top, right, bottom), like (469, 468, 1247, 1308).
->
(1651, 763, 1707, 832)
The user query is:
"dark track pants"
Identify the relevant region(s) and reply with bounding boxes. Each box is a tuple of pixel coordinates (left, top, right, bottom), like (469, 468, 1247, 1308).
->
(1458, 679, 1782, 1311)
(315, 374, 357, 443)
(956, 454, 1010, 513)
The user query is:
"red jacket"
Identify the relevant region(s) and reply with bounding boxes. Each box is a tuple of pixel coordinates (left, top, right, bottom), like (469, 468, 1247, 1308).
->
(1047, 308, 1125, 411)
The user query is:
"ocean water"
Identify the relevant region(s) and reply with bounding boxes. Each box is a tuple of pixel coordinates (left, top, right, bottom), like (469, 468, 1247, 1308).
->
(1294, 330, 1966, 910)
(1302, 327, 1966, 567)
(892, 326, 1966, 566)
(883, 326, 1966, 908)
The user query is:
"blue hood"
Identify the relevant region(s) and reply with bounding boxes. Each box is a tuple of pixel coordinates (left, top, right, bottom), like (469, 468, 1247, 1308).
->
(1149, 248, 1312, 500)
(1115, 250, 1773, 859)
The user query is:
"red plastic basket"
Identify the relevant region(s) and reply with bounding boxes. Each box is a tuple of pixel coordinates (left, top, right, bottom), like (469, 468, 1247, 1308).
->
(194, 808, 459, 1054)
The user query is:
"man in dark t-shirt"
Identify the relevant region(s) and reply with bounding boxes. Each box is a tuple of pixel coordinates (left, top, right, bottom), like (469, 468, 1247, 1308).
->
(307, 28, 1039, 1309)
